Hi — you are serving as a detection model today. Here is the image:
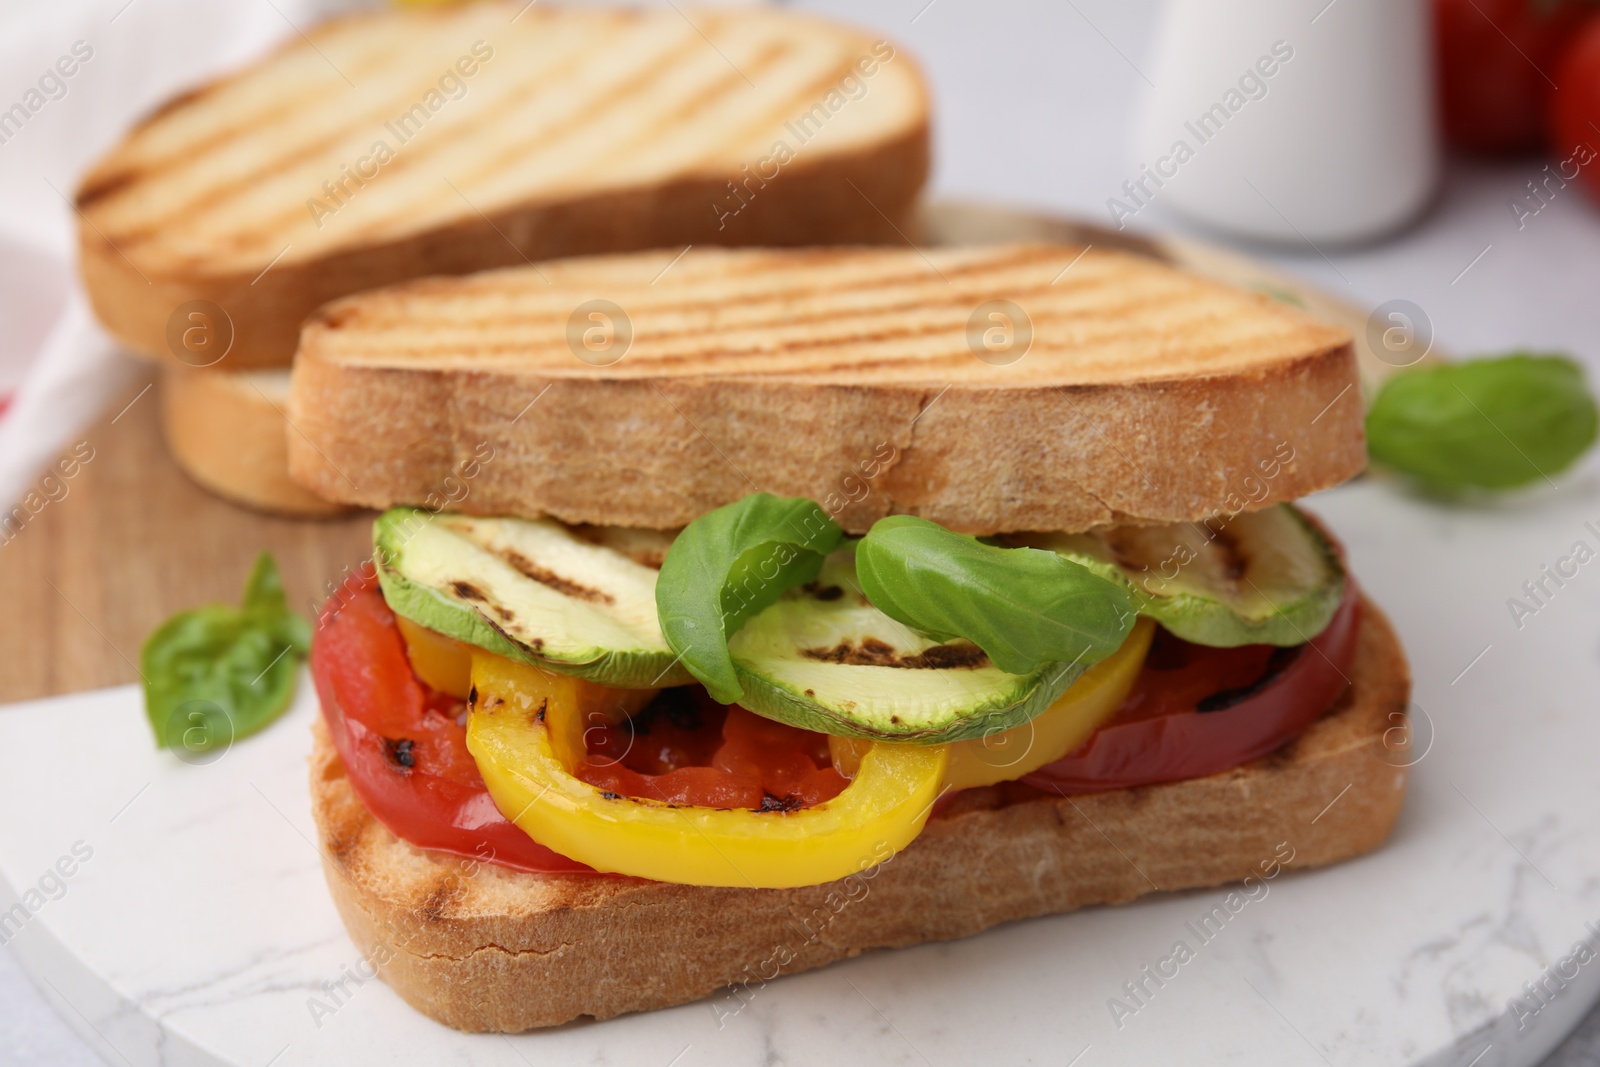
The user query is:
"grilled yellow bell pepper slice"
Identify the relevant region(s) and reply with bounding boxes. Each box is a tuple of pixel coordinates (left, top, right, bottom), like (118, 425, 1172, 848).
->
(396, 614, 474, 699)
(829, 618, 1154, 789)
(466, 653, 947, 888)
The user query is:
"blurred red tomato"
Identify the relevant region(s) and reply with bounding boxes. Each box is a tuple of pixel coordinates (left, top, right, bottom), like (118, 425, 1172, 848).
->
(1550, 19, 1600, 199)
(1434, 0, 1597, 154)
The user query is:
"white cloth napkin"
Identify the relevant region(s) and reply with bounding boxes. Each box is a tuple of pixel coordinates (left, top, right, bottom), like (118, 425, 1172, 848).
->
(0, 0, 368, 508)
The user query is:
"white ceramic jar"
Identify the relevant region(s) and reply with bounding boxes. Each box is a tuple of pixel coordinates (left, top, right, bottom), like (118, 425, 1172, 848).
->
(1131, 0, 1439, 245)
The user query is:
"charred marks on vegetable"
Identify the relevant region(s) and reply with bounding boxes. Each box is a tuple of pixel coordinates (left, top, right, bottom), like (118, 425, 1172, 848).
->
(497, 548, 617, 605)
(603, 688, 701, 745)
(1209, 527, 1248, 583)
(1098, 531, 1144, 574)
(448, 580, 522, 628)
(474, 687, 506, 718)
(758, 793, 802, 813)
(383, 737, 416, 770)
(648, 686, 703, 733)
(1196, 647, 1302, 712)
(450, 580, 488, 602)
(801, 637, 990, 670)
(477, 608, 548, 655)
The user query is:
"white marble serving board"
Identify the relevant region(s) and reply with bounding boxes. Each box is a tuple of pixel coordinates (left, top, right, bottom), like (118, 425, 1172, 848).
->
(4, 475, 1600, 1067)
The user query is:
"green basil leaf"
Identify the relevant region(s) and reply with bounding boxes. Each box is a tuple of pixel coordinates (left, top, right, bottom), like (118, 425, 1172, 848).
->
(657, 493, 843, 703)
(855, 515, 1136, 676)
(1367, 353, 1598, 492)
(141, 554, 310, 755)
(242, 551, 311, 654)
(242, 551, 288, 617)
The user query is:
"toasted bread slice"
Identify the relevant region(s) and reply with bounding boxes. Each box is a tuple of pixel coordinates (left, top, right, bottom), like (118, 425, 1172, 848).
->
(287, 243, 1361, 535)
(309, 594, 1409, 1032)
(161, 366, 351, 517)
(78, 4, 928, 369)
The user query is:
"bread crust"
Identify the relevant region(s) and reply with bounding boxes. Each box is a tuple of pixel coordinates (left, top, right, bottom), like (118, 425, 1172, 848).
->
(76, 6, 929, 370)
(286, 244, 1361, 534)
(81, 132, 926, 371)
(309, 595, 1410, 1032)
(160, 366, 351, 517)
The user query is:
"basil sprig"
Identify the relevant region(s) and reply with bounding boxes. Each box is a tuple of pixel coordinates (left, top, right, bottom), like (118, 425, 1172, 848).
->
(142, 553, 312, 755)
(1367, 353, 1598, 492)
(657, 493, 843, 703)
(855, 516, 1136, 676)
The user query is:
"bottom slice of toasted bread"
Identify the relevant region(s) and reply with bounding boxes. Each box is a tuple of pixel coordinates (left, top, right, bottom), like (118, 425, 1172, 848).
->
(309, 596, 1410, 1032)
(161, 366, 349, 518)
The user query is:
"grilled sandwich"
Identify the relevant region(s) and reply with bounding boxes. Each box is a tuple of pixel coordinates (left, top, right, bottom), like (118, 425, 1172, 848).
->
(290, 242, 1409, 1030)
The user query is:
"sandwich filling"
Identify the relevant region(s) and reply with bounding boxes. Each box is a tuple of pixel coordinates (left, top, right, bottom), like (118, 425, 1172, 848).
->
(311, 495, 1358, 888)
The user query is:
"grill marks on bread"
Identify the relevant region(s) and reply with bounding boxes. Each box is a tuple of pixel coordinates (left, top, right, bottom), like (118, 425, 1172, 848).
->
(76, 6, 923, 272)
(285, 242, 1362, 534)
(302, 244, 1348, 386)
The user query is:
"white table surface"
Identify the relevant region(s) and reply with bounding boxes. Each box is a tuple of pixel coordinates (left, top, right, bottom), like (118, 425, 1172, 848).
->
(4, 0, 1600, 1064)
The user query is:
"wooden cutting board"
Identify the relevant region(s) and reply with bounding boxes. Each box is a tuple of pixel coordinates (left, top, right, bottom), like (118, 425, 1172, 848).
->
(0, 374, 374, 701)
(0, 202, 1411, 703)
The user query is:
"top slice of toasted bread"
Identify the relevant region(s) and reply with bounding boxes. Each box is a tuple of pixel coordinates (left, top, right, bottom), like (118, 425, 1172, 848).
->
(286, 243, 1362, 534)
(76, 3, 929, 368)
